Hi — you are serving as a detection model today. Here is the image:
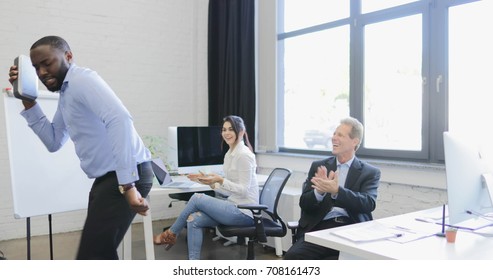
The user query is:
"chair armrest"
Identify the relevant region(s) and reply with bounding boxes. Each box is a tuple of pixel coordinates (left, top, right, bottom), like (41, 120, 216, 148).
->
(287, 221, 299, 229)
(237, 203, 268, 211)
(237, 203, 268, 243)
(287, 221, 299, 244)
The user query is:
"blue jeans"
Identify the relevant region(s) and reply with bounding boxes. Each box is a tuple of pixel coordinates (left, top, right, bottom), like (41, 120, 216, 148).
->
(169, 193, 254, 260)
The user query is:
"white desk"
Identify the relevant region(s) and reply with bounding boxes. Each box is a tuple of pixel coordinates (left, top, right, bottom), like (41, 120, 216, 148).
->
(120, 179, 209, 260)
(305, 207, 493, 260)
(121, 174, 269, 260)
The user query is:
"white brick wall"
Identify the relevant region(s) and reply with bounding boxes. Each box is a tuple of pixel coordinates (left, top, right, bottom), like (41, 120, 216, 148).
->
(0, 0, 209, 241)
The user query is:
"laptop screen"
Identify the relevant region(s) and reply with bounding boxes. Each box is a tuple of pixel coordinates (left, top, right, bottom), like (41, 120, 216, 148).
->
(151, 158, 172, 185)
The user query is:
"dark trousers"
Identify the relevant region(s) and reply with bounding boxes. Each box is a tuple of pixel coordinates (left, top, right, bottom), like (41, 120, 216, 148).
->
(283, 218, 350, 260)
(76, 162, 153, 260)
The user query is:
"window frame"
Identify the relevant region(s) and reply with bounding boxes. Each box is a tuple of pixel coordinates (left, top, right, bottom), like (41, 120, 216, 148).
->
(275, 0, 479, 163)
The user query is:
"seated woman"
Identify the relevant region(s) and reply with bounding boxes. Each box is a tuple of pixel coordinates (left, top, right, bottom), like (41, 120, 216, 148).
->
(153, 115, 259, 259)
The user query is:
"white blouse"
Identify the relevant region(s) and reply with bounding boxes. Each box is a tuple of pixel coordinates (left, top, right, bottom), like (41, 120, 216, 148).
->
(217, 141, 259, 217)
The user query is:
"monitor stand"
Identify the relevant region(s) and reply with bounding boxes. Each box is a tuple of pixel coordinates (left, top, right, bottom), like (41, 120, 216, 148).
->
(451, 173, 493, 231)
(435, 204, 446, 237)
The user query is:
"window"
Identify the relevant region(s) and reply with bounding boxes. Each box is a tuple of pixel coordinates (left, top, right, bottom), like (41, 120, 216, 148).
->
(277, 0, 484, 162)
(282, 26, 350, 150)
(361, 0, 416, 14)
(449, 0, 493, 142)
(364, 15, 422, 151)
(281, 0, 348, 33)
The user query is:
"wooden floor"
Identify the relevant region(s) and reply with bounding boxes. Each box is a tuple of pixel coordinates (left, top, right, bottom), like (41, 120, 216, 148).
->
(0, 219, 283, 260)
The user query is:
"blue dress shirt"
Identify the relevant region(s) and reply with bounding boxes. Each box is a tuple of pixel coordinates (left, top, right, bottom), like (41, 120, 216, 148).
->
(20, 64, 151, 184)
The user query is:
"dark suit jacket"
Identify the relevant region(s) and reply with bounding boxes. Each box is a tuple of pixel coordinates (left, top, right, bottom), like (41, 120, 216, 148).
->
(297, 156, 381, 236)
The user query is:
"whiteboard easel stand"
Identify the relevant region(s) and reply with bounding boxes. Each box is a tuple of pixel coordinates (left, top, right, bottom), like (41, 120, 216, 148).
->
(25, 215, 54, 260)
(26, 217, 30, 260)
(48, 214, 53, 259)
(4, 92, 92, 260)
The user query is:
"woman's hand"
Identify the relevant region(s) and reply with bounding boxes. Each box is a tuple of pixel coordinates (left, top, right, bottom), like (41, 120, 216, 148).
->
(187, 172, 223, 188)
(187, 173, 201, 182)
(200, 173, 224, 187)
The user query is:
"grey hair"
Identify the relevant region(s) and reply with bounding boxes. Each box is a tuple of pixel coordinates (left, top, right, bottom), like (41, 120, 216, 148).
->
(340, 117, 364, 151)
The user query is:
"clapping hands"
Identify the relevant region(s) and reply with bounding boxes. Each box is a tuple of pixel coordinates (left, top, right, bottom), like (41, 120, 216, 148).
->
(310, 166, 339, 195)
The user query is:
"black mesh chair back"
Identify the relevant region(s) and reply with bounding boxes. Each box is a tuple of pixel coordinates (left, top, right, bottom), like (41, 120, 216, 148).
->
(259, 168, 291, 230)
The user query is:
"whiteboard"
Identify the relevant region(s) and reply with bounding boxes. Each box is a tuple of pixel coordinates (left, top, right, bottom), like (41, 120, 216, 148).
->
(4, 91, 93, 218)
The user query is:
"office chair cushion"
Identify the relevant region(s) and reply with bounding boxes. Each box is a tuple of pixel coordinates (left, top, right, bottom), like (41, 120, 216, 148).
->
(169, 190, 215, 201)
(217, 219, 285, 239)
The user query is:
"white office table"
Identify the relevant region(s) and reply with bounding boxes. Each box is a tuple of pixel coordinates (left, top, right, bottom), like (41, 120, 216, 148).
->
(121, 174, 269, 260)
(305, 207, 493, 260)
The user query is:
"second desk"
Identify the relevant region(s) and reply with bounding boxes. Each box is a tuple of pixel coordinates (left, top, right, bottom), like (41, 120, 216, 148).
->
(121, 174, 269, 260)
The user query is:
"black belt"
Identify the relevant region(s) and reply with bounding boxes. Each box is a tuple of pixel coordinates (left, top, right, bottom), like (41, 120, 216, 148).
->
(313, 216, 351, 231)
(327, 216, 350, 224)
(96, 161, 150, 182)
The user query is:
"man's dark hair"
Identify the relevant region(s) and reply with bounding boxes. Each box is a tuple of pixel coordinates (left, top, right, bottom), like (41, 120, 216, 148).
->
(30, 35, 71, 52)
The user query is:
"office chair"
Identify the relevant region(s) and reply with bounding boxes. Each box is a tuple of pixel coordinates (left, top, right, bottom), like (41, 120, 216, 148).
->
(216, 168, 292, 260)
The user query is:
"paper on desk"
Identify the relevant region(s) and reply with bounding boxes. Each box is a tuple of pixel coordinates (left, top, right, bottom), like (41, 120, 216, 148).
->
(386, 225, 435, 243)
(331, 222, 404, 243)
(373, 220, 437, 243)
(471, 225, 493, 237)
(415, 207, 448, 224)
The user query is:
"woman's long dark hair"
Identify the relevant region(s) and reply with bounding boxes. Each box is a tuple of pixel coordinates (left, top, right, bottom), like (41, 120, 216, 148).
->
(222, 115, 253, 152)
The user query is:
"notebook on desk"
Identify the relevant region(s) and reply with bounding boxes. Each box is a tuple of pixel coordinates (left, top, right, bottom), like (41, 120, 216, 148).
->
(150, 158, 200, 189)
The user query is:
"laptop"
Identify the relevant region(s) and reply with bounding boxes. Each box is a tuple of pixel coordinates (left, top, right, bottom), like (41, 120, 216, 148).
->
(13, 55, 39, 101)
(150, 158, 198, 189)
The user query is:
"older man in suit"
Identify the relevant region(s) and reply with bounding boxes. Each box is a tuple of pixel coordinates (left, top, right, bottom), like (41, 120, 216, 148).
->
(284, 117, 381, 260)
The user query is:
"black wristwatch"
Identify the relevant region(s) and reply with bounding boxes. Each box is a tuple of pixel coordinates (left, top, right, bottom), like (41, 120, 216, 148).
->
(119, 183, 135, 195)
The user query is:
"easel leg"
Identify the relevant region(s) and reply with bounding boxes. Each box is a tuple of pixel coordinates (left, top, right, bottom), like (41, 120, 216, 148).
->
(26, 217, 31, 260)
(48, 214, 53, 260)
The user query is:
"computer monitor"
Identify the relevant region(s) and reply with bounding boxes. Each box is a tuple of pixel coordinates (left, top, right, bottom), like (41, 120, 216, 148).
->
(167, 126, 227, 174)
(443, 131, 493, 229)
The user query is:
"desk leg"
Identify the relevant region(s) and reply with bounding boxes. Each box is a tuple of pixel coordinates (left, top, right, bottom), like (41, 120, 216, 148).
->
(274, 237, 283, 257)
(119, 198, 155, 260)
(121, 227, 132, 260)
(143, 207, 155, 260)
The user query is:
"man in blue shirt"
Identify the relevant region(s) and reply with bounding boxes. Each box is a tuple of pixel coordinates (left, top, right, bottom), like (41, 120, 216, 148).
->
(8, 36, 154, 259)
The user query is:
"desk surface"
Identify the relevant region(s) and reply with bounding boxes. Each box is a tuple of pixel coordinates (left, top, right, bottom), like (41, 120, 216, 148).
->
(305, 207, 493, 260)
(149, 173, 269, 196)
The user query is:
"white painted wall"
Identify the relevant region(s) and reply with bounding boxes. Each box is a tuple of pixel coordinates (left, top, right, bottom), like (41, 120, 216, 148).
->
(0, 0, 209, 240)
